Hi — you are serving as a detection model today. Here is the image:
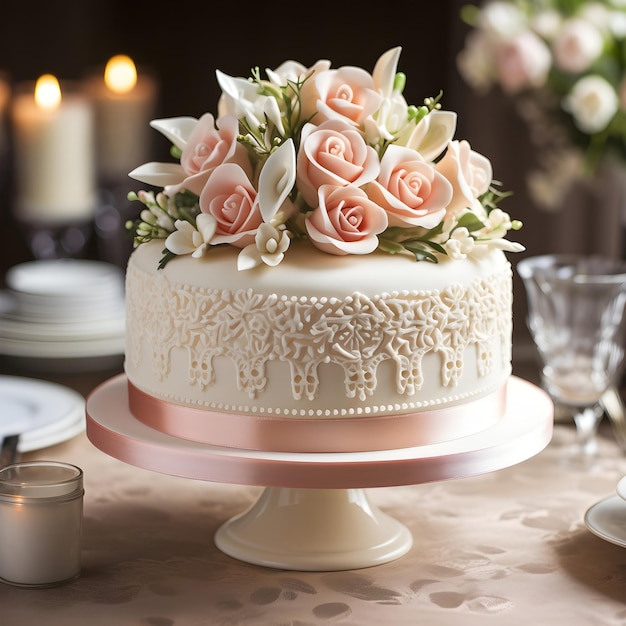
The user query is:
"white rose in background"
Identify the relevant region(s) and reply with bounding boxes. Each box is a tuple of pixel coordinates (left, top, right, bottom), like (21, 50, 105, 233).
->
(553, 17, 604, 73)
(478, 1, 526, 35)
(563, 74, 619, 133)
(530, 9, 562, 38)
(456, 30, 497, 92)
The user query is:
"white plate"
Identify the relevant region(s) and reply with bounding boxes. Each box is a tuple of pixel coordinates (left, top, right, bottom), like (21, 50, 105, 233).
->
(6, 259, 122, 297)
(617, 476, 626, 502)
(0, 334, 125, 358)
(19, 412, 85, 453)
(584, 496, 626, 548)
(0, 376, 84, 447)
(0, 308, 125, 340)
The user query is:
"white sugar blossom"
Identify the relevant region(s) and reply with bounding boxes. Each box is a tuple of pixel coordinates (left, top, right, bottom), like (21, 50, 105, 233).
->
(444, 227, 474, 259)
(238, 223, 291, 270)
(165, 214, 217, 258)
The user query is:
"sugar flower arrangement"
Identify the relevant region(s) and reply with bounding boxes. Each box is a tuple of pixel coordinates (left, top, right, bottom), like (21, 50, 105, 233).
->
(457, 0, 626, 209)
(128, 46, 522, 271)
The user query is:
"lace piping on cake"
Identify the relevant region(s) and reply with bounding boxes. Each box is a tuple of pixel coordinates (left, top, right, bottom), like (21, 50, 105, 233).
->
(126, 265, 513, 403)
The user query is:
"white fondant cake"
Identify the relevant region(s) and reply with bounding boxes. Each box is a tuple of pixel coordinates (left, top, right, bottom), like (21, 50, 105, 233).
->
(124, 239, 513, 450)
(122, 47, 523, 452)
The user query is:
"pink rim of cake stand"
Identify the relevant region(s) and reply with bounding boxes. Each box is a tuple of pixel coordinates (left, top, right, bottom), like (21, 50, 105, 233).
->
(86, 374, 554, 571)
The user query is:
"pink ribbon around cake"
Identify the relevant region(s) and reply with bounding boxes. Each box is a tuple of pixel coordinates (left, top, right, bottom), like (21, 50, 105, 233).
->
(127, 381, 508, 453)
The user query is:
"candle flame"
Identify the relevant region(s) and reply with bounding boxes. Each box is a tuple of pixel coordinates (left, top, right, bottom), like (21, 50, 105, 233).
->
(104, 55, 137, 94)
(34, 74, 61, 110)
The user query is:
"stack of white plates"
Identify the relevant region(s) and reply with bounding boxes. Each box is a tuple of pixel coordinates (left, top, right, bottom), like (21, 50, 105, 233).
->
(0, 259, 125, 371)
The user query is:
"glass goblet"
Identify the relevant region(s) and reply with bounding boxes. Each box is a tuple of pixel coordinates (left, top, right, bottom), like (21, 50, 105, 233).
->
(517, 254, 626, 458)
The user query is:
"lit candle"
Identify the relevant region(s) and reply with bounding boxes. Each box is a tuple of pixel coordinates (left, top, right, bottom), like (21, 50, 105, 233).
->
(11, 75, 96, 223)
(0, 73, 11, 191)
(0, 461, 83, 587)
(86, 55, 157, 185)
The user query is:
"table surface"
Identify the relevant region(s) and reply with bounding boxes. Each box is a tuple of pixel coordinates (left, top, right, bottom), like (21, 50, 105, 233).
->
(2, 365, 626, 626)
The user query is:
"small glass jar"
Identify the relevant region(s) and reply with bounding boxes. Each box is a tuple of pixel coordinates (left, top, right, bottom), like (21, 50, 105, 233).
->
(0, 461, 83, 588)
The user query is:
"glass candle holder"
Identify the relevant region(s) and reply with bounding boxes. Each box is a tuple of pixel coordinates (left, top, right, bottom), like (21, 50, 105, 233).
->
(0, 461, 83, 588)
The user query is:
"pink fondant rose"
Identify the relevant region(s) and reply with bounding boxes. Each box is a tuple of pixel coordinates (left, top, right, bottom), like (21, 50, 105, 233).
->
(305, 184, 388, 255)
(169, 113, 252, 196)
(301, 64, 383, 128)
(296, 120, 380, 208)
(199, 162, 262, 248)
(435, 140, 493, 216)
(366, 145, 452, 229)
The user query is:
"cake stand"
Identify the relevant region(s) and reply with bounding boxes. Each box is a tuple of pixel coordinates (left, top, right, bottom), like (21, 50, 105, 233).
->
(86, 375, 553, 571)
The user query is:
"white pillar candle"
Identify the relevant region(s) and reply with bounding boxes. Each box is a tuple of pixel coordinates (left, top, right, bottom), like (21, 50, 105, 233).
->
(0, 461, 83, 588)
(85, 55, 157, 184)
(11, 75, 96, 224)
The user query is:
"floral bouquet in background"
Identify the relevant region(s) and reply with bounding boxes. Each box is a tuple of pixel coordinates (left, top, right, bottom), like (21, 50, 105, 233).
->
(127, 46, 522, 271)
(458, 0, 626, 210)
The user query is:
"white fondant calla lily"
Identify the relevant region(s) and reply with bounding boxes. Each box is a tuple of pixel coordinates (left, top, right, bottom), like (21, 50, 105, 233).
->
(258, 139, 296, 222)
(150, 117, 198, 150)
(129, 116, 200, 187)
(372, 46, 402, 98)
(397, 110, 458, 162)
(216, 69, 266, 128)
(128, 162, 187, 188)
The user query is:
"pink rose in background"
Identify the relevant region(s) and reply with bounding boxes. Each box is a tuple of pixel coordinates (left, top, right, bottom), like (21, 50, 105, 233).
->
(305, 184, 388, 255)
(296, 120, 380, 208)
(301, 65, 383, 128)
(366, 145, 452, 229)
(494, 30, 551, 94)
(170, 113, 252, 196)
(199, 162, 262, 248)
(435, 140, 493, 216)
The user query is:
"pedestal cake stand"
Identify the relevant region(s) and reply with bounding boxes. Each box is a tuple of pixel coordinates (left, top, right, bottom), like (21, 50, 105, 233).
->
(86, 375, 553, 571)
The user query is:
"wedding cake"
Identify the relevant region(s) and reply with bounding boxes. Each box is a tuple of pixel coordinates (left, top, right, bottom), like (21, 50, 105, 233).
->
(124, 47, 523, 453)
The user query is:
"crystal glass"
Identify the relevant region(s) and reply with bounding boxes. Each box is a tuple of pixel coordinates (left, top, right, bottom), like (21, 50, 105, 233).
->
(517, 254, 626, 457)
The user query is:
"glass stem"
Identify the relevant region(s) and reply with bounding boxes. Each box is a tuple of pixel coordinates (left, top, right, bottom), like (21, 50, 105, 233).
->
(572, 404, 603, 456)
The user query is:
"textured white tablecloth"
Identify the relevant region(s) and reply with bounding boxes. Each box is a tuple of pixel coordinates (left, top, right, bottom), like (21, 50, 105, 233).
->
(1, 407, 625, 626)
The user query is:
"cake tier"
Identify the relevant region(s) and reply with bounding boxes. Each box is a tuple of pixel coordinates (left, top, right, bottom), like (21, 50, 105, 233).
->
(124, 240, 513, 451)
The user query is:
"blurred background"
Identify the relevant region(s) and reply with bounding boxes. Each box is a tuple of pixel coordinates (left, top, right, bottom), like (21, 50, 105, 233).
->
(0, 0, 624, 362)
